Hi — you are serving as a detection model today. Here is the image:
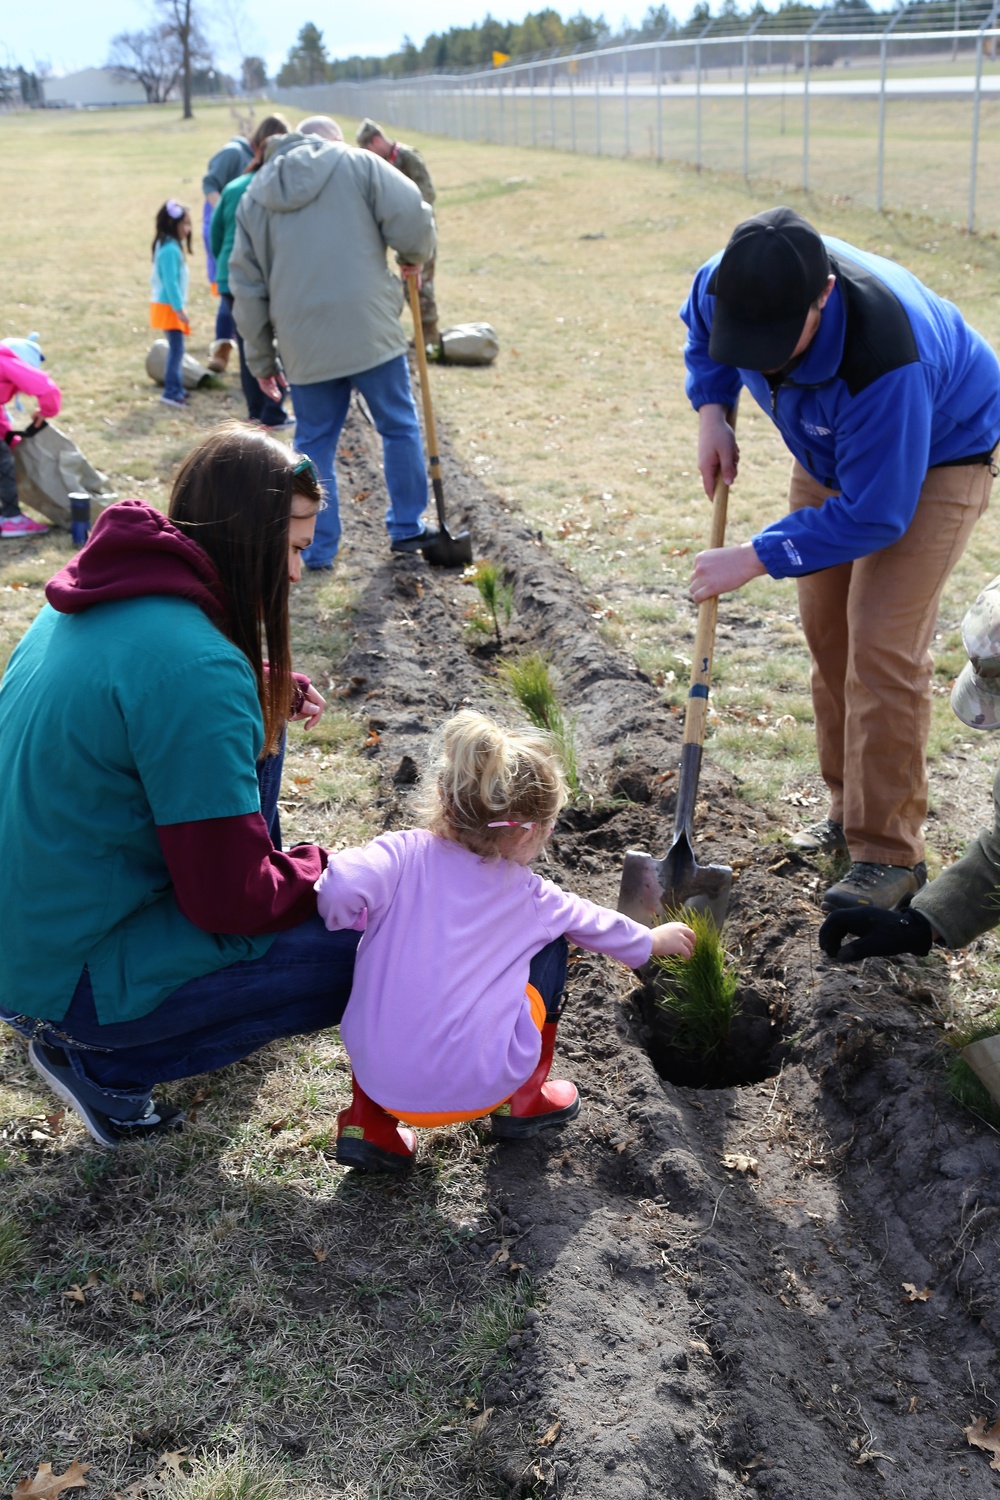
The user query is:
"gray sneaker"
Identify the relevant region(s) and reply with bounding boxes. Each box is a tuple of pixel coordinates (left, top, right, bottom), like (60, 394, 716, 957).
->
(791, 817, 848, 854)
(821, 861, 927, 913)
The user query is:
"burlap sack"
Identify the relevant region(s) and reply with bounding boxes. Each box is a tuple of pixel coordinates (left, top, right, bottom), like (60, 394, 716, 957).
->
(962, 1034, 1000, 1108)
(13, 423, 116, 529)
(145, 339, 212, 391)
(437, 323, 500, 366)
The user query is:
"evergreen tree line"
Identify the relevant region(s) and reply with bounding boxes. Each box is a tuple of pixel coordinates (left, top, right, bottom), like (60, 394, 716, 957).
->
(276, 0, 988, 85)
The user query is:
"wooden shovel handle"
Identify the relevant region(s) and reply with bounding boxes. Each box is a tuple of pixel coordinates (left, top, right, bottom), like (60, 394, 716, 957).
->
(407, 274, 441, 483)
(682, 404, 737, 752)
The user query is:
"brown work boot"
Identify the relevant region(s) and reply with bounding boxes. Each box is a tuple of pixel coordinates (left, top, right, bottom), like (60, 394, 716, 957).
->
(421, 321, 441, 351)
(207, 339, 235, 373)
(791, 817, 848, 854)
(821, 861, 927, 913)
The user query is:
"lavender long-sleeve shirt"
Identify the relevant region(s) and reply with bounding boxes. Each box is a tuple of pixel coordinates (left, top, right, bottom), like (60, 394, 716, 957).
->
(315, 828, 653, 1116)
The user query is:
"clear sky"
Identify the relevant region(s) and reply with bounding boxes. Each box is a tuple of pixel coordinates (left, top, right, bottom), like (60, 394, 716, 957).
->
(2, 0, 636, 78)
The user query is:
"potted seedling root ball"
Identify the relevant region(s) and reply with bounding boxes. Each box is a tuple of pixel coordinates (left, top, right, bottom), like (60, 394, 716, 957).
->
(642, 909, 788, 1089)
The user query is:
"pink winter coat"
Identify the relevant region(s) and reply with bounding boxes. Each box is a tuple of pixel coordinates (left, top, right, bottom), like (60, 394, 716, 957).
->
(0, 348, 62, 439)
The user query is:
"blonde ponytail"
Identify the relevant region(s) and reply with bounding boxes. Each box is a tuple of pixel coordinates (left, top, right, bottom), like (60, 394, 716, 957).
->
(420, 709, 567, 856)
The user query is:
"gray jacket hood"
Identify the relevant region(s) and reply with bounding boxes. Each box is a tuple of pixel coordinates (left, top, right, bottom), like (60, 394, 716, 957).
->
(248, 133, 345, 214)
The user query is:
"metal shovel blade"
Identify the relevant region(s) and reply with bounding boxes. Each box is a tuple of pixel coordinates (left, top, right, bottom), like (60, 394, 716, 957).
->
(420, 525, 474, 568)
(618, 827, 732, 930)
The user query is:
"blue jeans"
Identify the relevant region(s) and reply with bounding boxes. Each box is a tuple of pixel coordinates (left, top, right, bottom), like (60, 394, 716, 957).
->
(291, 354, 429, 569)
(221, 293, 286, 427)
(163, 329, 185, 403)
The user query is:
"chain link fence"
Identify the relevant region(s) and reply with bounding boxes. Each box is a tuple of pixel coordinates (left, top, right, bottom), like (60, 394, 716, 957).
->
(275, 1, 1000, 233)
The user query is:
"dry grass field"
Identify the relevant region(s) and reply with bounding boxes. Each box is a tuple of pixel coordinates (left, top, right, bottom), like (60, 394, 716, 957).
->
(2, 100, 1000, 1497)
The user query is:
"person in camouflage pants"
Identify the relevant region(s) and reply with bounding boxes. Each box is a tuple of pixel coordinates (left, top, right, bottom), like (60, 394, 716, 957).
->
(356, 119, 441, 347)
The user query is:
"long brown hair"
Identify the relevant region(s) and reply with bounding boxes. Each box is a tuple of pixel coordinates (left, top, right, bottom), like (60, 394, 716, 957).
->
(249, 113, 289, 171)
(168, 423, 321, 756)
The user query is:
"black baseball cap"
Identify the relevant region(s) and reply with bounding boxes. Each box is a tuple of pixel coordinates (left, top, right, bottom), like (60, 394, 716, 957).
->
(707, 207, 831, 371)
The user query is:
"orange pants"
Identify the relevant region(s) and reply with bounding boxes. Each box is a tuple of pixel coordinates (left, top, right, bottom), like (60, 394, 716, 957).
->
(789, 456, 994, 865)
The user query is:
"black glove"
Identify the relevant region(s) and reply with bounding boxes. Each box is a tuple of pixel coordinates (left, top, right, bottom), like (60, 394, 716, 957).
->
(819, 905, 934, 962)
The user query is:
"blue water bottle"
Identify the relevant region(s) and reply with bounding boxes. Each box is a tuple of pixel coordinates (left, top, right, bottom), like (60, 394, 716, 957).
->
(69, 492, 91, 547)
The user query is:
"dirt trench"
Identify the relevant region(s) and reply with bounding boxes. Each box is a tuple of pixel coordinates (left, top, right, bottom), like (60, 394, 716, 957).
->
(301, 402, 1000, 1500)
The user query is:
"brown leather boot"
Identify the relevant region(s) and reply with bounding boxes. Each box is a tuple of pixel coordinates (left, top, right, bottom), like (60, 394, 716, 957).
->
(207, 339, 235, 374)
(491, 1021, 580, 1139)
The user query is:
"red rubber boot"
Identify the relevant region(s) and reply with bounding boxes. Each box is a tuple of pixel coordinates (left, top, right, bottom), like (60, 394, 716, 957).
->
(336, 1074, 417, 1173)
(491, 1021, 580, 1139)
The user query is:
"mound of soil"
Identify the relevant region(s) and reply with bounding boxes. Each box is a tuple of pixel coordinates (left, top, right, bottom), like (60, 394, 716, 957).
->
(304, 401, 1000, 1499)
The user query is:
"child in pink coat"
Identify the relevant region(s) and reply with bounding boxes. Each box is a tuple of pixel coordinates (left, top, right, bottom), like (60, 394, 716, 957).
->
(316, 709, 695, 1172)
(0, 343, 61, 538)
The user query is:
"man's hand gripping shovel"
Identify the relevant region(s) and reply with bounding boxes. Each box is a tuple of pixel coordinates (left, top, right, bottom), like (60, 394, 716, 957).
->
(617, 408, 737, 931)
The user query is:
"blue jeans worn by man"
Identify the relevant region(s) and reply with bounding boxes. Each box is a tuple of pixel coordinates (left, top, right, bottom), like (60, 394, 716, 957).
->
(291, 353, 429, 570)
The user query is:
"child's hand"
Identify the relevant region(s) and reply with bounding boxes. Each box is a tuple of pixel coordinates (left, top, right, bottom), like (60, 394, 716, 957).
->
(650, 921, 696, 960)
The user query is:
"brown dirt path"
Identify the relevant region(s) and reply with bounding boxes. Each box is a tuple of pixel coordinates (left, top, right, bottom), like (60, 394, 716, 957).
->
(303, 402, 1000, 1500)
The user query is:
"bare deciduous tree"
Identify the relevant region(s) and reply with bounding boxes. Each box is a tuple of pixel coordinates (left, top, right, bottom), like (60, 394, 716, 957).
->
(107, 27, 183, 104)
(156, 0, 211, 119)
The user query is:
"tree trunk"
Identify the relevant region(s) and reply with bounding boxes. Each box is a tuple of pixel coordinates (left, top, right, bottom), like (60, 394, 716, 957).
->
(182, 0, 193, 119)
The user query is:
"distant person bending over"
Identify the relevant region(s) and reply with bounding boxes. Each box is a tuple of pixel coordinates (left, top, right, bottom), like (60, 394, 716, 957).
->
(316, 709, 695, 1173)
(202, 128, 254, 372)
(210, 114, 292, 430)
(229, 114, 439, 569)
(356, 117, 441, 349)
(681, 206, 1000, 913)
(0, 337, 59, 538)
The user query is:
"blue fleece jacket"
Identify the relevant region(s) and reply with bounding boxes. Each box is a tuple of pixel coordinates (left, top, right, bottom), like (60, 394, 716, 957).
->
(681, 237, 1000, 578)
(150, 238, 188, 313)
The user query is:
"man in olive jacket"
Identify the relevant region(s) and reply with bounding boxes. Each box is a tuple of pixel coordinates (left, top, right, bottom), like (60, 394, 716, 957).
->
(821, 572, 1000, 962)
(356, 118, 441, 347)
(229, 122, 437, 569)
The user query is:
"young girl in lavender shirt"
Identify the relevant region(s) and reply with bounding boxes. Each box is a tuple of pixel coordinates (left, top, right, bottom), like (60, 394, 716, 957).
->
(315, 709, 695, 1172)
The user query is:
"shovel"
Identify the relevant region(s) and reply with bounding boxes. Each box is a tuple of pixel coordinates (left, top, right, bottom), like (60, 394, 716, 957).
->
(406, 274, 474, 568)
(617, 409, 737, 930)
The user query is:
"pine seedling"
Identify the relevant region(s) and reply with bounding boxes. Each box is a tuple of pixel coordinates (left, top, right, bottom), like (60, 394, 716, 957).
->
(472, 560, 514, 646)
(652, 907, 741, 1056)
(497, 651, 580, 797)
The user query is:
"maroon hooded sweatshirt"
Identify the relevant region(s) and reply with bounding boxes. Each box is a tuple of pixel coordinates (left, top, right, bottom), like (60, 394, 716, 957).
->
(46, 500, 325, 934)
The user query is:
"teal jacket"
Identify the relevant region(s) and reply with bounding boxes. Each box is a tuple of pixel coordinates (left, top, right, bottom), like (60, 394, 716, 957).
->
(210, 171, 253, 296)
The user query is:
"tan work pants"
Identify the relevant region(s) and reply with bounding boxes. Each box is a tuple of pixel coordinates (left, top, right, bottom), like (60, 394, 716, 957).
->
(789, 456, 994, 865)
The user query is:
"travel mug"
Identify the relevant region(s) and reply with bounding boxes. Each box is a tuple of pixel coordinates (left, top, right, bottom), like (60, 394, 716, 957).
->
(69, 492, 91, 547)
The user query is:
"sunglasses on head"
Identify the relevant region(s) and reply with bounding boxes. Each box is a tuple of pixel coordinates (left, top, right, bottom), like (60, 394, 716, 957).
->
(293, 456, 319, 485)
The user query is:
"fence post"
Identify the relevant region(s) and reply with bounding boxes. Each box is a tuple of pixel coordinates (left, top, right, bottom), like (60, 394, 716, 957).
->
(969, 29, 985, 232)
(499, 70, 505, 144)
(695, 39, 702, 171)
(623, 45, 630, 157)
(549, 59, 556, 146)
(876, 35, 888, 210)
(656, 42, 663, 162)
(530, 59, 537, 147)
(595, 50, 602, 155)
(570, 58, 577, 151)
(743, 34, 749, 180)
(513, 69, 519, 146)
(802, 37, 810, 191)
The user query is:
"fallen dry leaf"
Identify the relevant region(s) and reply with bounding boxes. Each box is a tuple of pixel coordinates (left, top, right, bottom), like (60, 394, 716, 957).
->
(470, 1407, 493, 1436)
(131, 1290, 145, 1304)
(965, 1414, 1000, 1472)
(364, 729, 381, 748)
(538, 1420, 561, 1448)
(13, 1459, 91, 1497)
(155, 1451, 190, 1479)
(721, 1153, 759, 1175)
(62, 1285, 86, 1305)
(312, 1246, 328, 1263)
(901, 1282, 933, 1303)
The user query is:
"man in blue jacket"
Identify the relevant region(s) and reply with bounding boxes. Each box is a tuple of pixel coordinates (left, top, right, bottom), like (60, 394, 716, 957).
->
(682, 206, 1000, 912)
